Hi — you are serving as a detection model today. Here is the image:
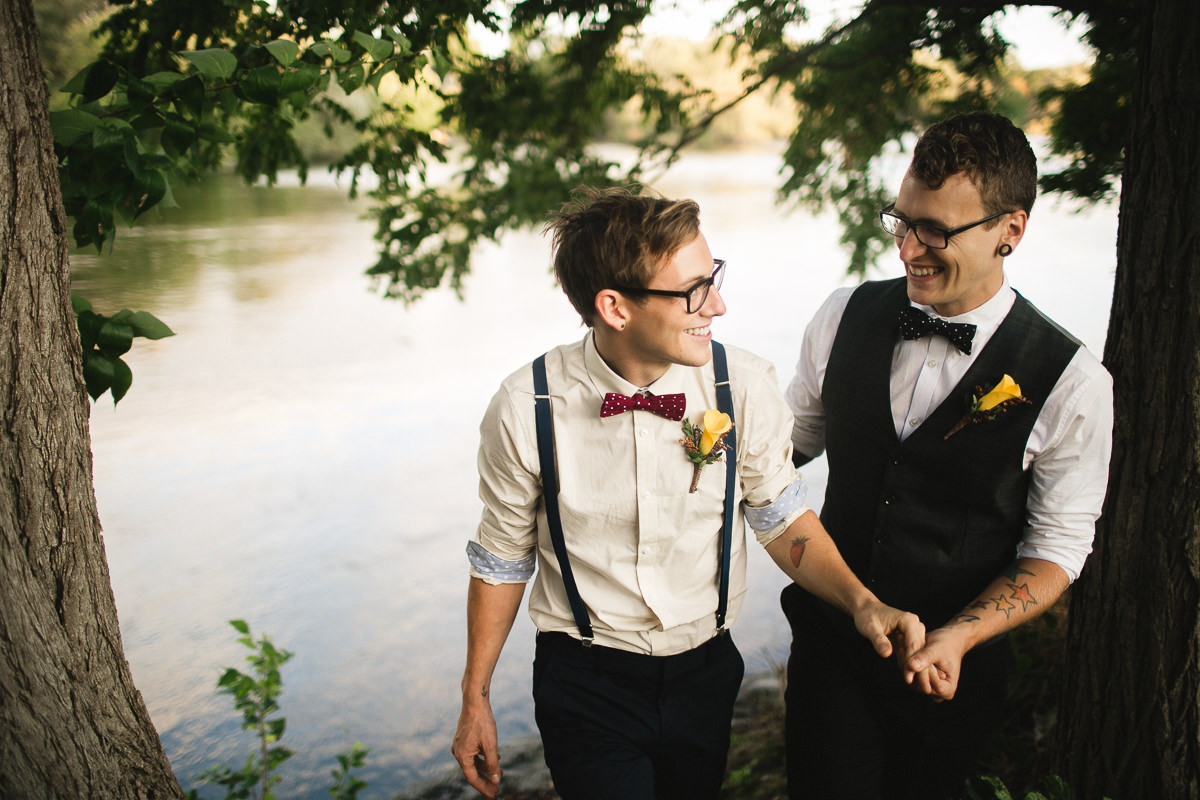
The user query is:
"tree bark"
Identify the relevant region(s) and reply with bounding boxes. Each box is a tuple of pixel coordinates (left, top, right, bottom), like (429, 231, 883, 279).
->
(0, 0, 184, 797)
(1057, 0, 1200, 797)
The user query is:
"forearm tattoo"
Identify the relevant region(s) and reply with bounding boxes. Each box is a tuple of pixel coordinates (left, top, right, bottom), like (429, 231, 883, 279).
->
(789, 535, 810, 568)
(951, 565, 1039, 624)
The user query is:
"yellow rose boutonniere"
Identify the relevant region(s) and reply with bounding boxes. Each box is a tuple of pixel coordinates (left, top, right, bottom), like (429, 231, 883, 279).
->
(944, 374, 1032, 440)
(680, 409, 733, 493)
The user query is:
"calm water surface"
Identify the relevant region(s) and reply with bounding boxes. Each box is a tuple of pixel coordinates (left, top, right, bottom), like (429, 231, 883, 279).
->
(72, 148, 1118, 799)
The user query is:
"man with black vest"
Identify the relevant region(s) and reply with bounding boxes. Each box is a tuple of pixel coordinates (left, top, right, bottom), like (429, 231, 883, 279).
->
(451, 186, 924, 800)
(782, 111, 1114, 799)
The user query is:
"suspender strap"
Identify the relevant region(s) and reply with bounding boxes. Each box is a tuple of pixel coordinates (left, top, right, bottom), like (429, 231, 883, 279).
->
(532, 355, 594, 643)
(711, 342, 736, 632)
(532, 344, 736, 643)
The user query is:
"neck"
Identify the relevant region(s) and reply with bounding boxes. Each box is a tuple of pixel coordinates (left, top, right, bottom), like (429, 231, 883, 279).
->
(593, 328, 669, 388)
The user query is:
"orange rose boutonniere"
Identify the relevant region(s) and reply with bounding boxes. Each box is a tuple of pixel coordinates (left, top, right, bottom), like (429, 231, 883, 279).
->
(944, 374, 1032, 440)
(680, 409, 733, 493)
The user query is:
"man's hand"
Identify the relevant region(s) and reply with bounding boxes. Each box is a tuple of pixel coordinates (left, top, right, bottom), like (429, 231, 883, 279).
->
(852, 601, 925, 661)
(905, 625, 971, 701)
(451, 701, 503, 798)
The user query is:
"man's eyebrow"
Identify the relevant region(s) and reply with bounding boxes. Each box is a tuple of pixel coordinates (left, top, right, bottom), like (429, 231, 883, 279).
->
(892, 207, 947, 227)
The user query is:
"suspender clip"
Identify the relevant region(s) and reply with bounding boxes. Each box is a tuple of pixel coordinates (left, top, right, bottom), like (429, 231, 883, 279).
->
(581, 635, 594, 648)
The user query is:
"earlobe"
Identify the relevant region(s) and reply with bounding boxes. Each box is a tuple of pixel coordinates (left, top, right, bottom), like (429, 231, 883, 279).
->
(595, 289, 629, 332)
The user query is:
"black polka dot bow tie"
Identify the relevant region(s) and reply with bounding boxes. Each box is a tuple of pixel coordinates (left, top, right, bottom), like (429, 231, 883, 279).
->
(897, 305, 977, 355)
(600, 392, 687, 421)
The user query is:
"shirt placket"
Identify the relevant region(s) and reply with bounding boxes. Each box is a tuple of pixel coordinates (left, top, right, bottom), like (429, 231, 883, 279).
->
(900, 336, 950, 441)
(632, 407, 662, 619)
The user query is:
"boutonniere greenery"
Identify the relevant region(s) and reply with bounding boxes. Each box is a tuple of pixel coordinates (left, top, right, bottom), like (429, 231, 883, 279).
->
(680, 409, 733, 493)
(944, 374, 1032, 440)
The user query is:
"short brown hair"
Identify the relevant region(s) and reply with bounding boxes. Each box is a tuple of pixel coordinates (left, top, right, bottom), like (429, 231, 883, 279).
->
(545, 186, 701, 326)
(909, 111, 1037, 217)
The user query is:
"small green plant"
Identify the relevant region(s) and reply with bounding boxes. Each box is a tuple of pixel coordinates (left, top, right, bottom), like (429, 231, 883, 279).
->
(960, 774, 1112, 800)
(329, 742, 370, 800)
(187, 620, 371, 800)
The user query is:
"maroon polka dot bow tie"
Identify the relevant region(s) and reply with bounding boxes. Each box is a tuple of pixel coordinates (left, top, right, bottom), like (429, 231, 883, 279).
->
(600, 392, 687, 421)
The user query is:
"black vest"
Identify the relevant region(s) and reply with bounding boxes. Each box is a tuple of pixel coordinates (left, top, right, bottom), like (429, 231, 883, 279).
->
(820, 278, 1080, 628)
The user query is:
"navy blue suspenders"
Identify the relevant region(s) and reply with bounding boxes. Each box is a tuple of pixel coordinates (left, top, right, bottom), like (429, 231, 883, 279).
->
(531, 342, 737, 645)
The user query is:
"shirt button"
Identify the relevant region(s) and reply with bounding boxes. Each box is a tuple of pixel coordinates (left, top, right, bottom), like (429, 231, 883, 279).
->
(638, 429, 648, 438)
(909, 417, 921, 427)
(928, 359, 938, 368)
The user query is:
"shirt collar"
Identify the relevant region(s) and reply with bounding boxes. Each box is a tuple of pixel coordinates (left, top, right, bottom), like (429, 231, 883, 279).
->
(910, 277, 1016, 345)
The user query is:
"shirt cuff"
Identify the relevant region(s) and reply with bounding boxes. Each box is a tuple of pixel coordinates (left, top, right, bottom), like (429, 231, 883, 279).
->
(467, 541, 535, 583)
(745, 477, 808, 532)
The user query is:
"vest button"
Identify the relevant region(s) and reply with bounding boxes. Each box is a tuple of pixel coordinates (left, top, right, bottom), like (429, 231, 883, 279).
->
(892, 455, 903, 465)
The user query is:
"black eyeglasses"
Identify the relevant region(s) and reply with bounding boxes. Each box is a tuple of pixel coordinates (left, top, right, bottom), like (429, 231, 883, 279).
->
(616, 259, 726, 314)
(879, 203, 1013, 250)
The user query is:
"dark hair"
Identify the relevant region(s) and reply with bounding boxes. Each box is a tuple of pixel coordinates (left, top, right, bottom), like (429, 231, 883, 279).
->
(909, 111, 1037, 217)
(544, 186, 702, 326)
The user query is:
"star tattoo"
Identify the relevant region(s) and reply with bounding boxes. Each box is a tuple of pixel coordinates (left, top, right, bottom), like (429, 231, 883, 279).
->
(990, 593, 1017, 618)
(1008, 582, 1039, 612)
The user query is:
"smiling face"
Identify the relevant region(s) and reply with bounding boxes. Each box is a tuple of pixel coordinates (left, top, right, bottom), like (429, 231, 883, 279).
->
(618, 234, 726, 386)
(893, 171, 1025, 317)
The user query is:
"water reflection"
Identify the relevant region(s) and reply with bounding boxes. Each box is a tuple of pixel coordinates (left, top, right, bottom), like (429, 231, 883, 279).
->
(75, 151, 1117, 798)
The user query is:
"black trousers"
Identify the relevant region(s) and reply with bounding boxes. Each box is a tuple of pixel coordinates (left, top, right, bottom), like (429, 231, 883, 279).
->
(533, 630, 744, 800)
(781, 585, 1010, 800)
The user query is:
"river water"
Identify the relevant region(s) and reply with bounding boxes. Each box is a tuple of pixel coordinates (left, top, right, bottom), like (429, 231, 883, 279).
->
(70, 147, 1118, 799)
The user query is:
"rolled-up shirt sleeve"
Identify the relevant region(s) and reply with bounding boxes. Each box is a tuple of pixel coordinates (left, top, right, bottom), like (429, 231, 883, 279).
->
(785, 287, 853, 460)
(1018, 356, 1114, 582)
(470, 384, 540, 585)
(735, 353, 811, 547)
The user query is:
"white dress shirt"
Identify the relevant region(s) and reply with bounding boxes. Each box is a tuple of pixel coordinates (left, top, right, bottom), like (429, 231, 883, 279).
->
(785, 279, 1113, 581)
(472, 332, 807, 655)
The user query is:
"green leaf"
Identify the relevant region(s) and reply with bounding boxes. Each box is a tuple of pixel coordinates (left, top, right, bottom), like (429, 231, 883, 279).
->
(161, 116, 196, 159)
(49, 109, 101, 147)
(242, 65, 282, 105)
(352, 31, 394, 62)
(60, 62, 95, 95)
(265, 39, 301, 67)
(82, 60, 119, 102)
(70, 294, 93, 315)
(172, 74, 206, 119)
(82, 353, 115, 400)
(76, 309, 103, 350)
(92, 118, 135, 153)
(127, 310, 175, 340)
(230, 619, 251, 635)
(110, 357, 133, 403)
(279, 62, 322, 97)
(384, 28, 413, 54)
(338, 65, 365, 95)
(143, 71, 185, 94)
(181, 48, 239, 81)
(310, 40, 352, 64)
(130, 170, 168, 219)
(98, 319, 134, 356)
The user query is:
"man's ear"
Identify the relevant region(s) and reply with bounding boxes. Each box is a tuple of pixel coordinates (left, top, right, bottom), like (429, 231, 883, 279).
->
(1001, 209, 1029, 252)
(595, 289, 630, 332)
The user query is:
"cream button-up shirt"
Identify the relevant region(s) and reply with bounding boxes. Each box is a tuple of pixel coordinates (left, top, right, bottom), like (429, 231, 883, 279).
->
(472, 332, 805, 656)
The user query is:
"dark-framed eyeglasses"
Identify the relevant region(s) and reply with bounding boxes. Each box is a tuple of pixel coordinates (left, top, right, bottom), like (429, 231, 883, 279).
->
(879, 203, 1013, 250)
(616, 259, 726, 314)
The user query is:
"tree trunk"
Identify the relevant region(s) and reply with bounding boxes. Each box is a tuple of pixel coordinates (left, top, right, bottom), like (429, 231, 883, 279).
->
(0, 1, 184, 797)
(1057, 0, 1200, 797)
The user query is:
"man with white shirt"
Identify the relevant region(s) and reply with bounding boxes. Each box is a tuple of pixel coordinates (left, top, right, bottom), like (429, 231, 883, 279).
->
(782, 111, 1113, 799)
(451, 186, 923, 800)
